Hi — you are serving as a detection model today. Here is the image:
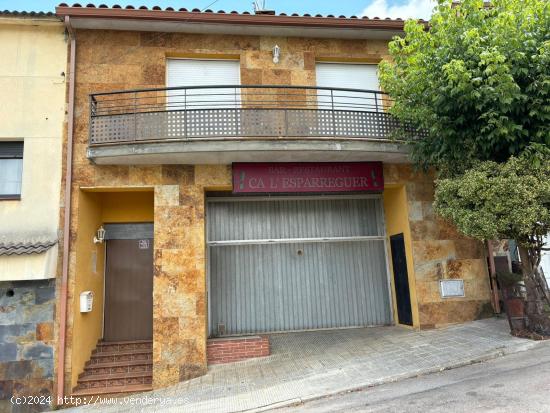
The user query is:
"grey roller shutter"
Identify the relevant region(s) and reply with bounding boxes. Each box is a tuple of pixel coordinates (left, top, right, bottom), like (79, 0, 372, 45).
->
(207, 196, 392, 336)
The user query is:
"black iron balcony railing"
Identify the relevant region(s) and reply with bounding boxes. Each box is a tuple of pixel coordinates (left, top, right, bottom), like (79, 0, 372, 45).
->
(89, 85, 424, 145)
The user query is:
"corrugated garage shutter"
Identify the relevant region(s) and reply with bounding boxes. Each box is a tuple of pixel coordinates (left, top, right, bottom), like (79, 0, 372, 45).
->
(207, 196, 392, 336)
(316, 63, 381, 111)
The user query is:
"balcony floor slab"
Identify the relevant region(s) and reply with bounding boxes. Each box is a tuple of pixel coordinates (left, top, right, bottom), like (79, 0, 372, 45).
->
(87, 139, 410, 165)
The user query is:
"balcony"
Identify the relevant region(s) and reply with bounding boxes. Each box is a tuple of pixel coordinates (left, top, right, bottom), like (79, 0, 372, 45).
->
(87, 85, 423, 165)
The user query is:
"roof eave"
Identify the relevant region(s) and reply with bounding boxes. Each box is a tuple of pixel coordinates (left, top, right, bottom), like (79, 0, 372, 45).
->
(0, 10, 61, 24)
(55, 6, 414, 34)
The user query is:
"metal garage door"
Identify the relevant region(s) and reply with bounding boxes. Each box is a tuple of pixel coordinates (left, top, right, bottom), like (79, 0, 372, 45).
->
(207, 196, 392, 337)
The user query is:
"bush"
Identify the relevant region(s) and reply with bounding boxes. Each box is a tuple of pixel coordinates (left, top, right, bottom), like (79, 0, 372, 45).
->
(496, 271, 523, 288)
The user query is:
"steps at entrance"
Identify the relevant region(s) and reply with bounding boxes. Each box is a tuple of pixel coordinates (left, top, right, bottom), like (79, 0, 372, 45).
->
(81, 359, 153, 376)
(93, 339, 152, 353)
(87, 348, 152, 365)
(73, 340, 153, 396)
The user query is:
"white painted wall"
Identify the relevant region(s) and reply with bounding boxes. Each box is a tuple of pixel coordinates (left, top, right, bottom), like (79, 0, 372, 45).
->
(0, 17, 67, 280)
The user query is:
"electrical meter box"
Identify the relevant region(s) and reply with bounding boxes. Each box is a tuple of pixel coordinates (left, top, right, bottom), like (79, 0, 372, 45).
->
(80, 291, 94, 313)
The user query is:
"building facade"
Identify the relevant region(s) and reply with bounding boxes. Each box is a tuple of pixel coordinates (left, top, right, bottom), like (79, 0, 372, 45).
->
(0, 11, 67, 412)
(48, 4, 495, 399)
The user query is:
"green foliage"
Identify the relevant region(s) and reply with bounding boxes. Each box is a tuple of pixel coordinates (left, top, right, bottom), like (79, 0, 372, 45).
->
(434, 144, 550, 245)
(496, 271, 523, 288)
(380, 0, 550, 174)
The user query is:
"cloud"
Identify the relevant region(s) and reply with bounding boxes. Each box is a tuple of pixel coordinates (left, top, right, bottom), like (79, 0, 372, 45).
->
(360, 0, 436, 20)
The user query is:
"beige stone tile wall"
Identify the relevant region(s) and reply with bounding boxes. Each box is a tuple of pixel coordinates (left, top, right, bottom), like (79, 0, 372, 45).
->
(63, 29, 491, 391)
(151, 166, 231, 387)
(65, 29, 391, 390)
(384, 165, 493, 329)
(64, 163, 231, 390)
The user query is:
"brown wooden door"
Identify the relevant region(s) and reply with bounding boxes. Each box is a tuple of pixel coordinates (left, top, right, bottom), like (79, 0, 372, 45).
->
(104, 238, 153, 341)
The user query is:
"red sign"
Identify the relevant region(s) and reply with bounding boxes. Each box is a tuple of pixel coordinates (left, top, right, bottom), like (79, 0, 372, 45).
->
(232, 162, 384, 194)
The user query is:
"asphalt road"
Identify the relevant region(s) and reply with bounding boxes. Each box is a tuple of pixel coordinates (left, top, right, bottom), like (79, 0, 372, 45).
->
(275, 342, 550, 413)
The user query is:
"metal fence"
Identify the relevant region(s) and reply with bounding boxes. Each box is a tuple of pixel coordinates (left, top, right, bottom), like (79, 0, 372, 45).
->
(89, 85, 424, 145)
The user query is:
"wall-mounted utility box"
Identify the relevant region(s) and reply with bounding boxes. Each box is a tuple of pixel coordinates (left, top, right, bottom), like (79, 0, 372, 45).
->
(80, 291, 94, 313)
(440, 279, 465, 298)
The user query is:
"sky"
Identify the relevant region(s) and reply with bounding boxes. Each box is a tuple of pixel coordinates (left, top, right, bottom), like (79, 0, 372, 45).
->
(0, 0, 436, 19)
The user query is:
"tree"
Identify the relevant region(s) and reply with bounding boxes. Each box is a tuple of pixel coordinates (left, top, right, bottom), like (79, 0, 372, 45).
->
(379, 0, 550, 175)
(379, 0, 550, 333)
(434, 145, 550, 333)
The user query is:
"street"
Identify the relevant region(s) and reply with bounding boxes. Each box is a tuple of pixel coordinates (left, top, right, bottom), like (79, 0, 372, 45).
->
(275, 342, 550, 413)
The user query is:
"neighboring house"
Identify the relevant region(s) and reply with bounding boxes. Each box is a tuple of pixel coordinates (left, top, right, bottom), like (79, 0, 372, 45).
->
(508, 238, 548, 286)
(50, 3, 495, 402)
(542, 236, 550, 285)
(0, 11, 67, 411)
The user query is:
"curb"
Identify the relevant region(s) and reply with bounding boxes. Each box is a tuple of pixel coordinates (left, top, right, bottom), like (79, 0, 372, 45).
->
(243, 341, 543, 413)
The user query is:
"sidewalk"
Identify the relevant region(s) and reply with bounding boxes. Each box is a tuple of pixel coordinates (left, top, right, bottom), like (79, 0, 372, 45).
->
(65, 317, 541, 413)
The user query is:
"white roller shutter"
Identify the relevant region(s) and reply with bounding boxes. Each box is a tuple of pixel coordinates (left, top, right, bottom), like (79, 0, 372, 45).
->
(316, 63, 380, 91)
(166, 59, 240, 87)
(316, 63, 381, 111)
(166, 59, 241, 109)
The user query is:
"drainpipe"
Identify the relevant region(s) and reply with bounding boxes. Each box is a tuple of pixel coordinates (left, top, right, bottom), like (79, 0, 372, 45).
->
(487, 240, 501, 314)
(57, 15, 76, 402)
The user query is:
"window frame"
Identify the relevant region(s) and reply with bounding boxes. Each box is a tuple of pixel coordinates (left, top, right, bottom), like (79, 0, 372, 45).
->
(0, 141, 24, 201)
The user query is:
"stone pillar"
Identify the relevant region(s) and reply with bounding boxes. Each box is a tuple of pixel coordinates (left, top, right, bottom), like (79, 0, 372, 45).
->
(152, 183, 207, 388)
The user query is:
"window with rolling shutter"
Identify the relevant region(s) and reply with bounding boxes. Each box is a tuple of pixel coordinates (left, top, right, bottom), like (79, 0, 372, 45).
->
(316, 63, 381, 112)
(0, 141, 23, 199)
(166, 59, 241, 109)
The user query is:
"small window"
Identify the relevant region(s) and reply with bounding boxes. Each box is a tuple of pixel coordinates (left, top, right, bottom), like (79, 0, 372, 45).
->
(0, 141, 23, 199)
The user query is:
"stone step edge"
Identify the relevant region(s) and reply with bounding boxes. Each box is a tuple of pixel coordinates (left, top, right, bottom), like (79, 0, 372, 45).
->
(71, 384, 153, 398)
(79, 365, 152, 378)
(98, 339, 153, 346)
(95, 344, 153, 353)
(96, 342, 153, 351)
(78, 371, 153, 382)
(85, 359, 153, 369)
(75, 378, 152, 392)
(87, 354, 153, 364)
(91, 348, 153, 358)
